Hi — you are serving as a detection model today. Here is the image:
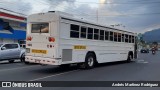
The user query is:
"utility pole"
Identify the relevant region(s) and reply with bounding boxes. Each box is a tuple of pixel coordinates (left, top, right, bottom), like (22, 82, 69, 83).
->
(96, 8, 98, 24)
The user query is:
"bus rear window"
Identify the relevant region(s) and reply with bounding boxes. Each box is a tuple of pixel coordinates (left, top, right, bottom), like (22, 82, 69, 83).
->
(31, 23, 49, 33)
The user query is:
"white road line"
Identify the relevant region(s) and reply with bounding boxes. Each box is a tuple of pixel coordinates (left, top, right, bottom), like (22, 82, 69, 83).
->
(29, 70, 80, 81)
(136, 59, 148, 63)
(143, 62, 148, 63)
(0, 65, 38, 72)
(0, 59, 20, 63)
(137, 60, 145, 62)
(137, 62, 148, 63)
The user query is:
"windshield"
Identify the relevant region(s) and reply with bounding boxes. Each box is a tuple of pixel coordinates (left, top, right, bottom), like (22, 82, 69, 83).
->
(31, 23, 49, 33)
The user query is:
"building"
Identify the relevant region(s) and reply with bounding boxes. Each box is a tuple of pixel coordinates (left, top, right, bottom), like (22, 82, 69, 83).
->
(0, 9, 26, 44)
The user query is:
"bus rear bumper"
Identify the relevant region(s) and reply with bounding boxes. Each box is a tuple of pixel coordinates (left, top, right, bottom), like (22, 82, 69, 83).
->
(25, 56, 61, 65)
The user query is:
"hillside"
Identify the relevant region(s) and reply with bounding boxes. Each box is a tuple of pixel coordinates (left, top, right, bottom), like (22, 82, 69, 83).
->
(143, 28, 160, 43)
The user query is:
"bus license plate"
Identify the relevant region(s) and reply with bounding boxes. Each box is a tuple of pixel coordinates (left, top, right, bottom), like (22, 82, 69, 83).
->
(32, 49, 47, 54)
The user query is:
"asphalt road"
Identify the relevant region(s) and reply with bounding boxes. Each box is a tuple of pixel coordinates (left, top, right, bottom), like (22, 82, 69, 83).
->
(0, 51, 160, 90)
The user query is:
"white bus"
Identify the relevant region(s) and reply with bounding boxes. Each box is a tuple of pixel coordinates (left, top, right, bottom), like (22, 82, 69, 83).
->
(25, 11, 137, 69)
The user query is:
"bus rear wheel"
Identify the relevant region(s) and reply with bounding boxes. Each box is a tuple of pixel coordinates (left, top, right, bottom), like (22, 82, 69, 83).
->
(83, 53, 96, 69)
(59, 64, 70, 68)
(9, 60, 14, 63)
(127, 53, 133, 63)
(20, 54, 25, 62)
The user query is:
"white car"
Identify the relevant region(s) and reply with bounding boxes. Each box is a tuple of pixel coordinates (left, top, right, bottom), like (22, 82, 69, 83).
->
(0, 43, 26, 63)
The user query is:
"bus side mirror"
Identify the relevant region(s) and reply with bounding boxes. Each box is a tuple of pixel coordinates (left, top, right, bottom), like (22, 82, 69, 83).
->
(1, 47, 6, 50)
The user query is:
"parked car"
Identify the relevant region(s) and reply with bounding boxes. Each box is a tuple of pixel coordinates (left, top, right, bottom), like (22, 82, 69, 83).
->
(0, 43, 27, 63)
(140, 48, 149, 53)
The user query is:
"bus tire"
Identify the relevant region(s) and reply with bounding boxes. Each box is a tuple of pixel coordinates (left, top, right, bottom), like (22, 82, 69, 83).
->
(9, 60, 15, 63)
(127, 52, 133, 63)
(59, 64, 70, 68)
(24, 61, 30, 64)
(20, 54, 30, 64)
(84, 53, 96, 69)
(20, 54, 25, 62)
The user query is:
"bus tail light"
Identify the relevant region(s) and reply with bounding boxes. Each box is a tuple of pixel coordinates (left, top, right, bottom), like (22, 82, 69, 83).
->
(27, 36, 32, 41)
(48, 37, 55, 42)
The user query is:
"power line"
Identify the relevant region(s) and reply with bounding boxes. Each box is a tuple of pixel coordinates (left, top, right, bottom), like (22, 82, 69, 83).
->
(30, 0, 160, 18)
(65, 0, 160, 5)
(74, 12, 160, 16)
(0, 1, 30, 11)
(1, 0, 160, 17)
(0, 0, 51, 16)
(0, 1, 29, 16)
(34, 0, 91, 16)
(0, 7, 27, 16)
(34, 1, 160, 17)
(34, 0, 100, 22)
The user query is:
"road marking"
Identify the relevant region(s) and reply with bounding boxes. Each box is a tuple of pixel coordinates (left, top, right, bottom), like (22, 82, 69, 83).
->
(29, 70, 80, 81)
(137, 60, 145, 62)
(136, 59, 148, 63)
(143, 62, 148, 63)
(137, 61, 148, 63)
(0, 65, 38, 72)
(0, 61, 20, 64)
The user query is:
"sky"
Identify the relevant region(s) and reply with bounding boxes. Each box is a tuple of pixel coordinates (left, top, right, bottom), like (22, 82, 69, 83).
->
(0, 0, 160, 33)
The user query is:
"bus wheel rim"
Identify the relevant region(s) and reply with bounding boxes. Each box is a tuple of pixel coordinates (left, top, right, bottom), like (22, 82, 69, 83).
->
(129, 55, 132, 60)
(88, 57, 94, 67)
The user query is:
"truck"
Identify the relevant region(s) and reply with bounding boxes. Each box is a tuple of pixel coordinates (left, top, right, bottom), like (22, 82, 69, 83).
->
(0, 43, 26, 63)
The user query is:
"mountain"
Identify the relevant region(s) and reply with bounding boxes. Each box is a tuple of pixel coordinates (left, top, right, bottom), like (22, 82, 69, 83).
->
(143, 28, 160, 43)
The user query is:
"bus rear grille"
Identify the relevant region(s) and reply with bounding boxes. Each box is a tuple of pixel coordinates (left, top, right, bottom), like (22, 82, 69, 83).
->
(62, 49, 72, 61)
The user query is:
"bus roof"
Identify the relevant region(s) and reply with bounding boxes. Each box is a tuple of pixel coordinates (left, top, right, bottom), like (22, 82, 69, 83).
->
(29, 11, 136, 35)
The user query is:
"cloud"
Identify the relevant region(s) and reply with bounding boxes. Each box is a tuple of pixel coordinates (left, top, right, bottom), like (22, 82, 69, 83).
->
(32, 0, 160, 32)
(1, 0, 159, 33)
(0, 0, 32, 15)
(107, 0, 160, 32)
(45, 0, 76, 11)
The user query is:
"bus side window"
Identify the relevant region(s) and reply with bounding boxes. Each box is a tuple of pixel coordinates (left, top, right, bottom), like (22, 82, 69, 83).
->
(70, 24, 80, 38)
(110, 31, 113, 41)
(94, 28, 99, 40)
(105, 31, 109, 40)
(125, 34, 129, 43)
(81, 26, 87, 38)
(87, 27, 93, 39)
(129, 35, 132, 43)
(100, 30, 104, 40)
(114, 32, 118, 42)
(132, 36, 135, 43)
(122, 34, 125, 42)
(118, 33, 121, 42)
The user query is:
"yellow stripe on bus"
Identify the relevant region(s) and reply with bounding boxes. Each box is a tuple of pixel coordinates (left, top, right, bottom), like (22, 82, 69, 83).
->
(32, 49, 47, 54)
(74, 45, 86, 49)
